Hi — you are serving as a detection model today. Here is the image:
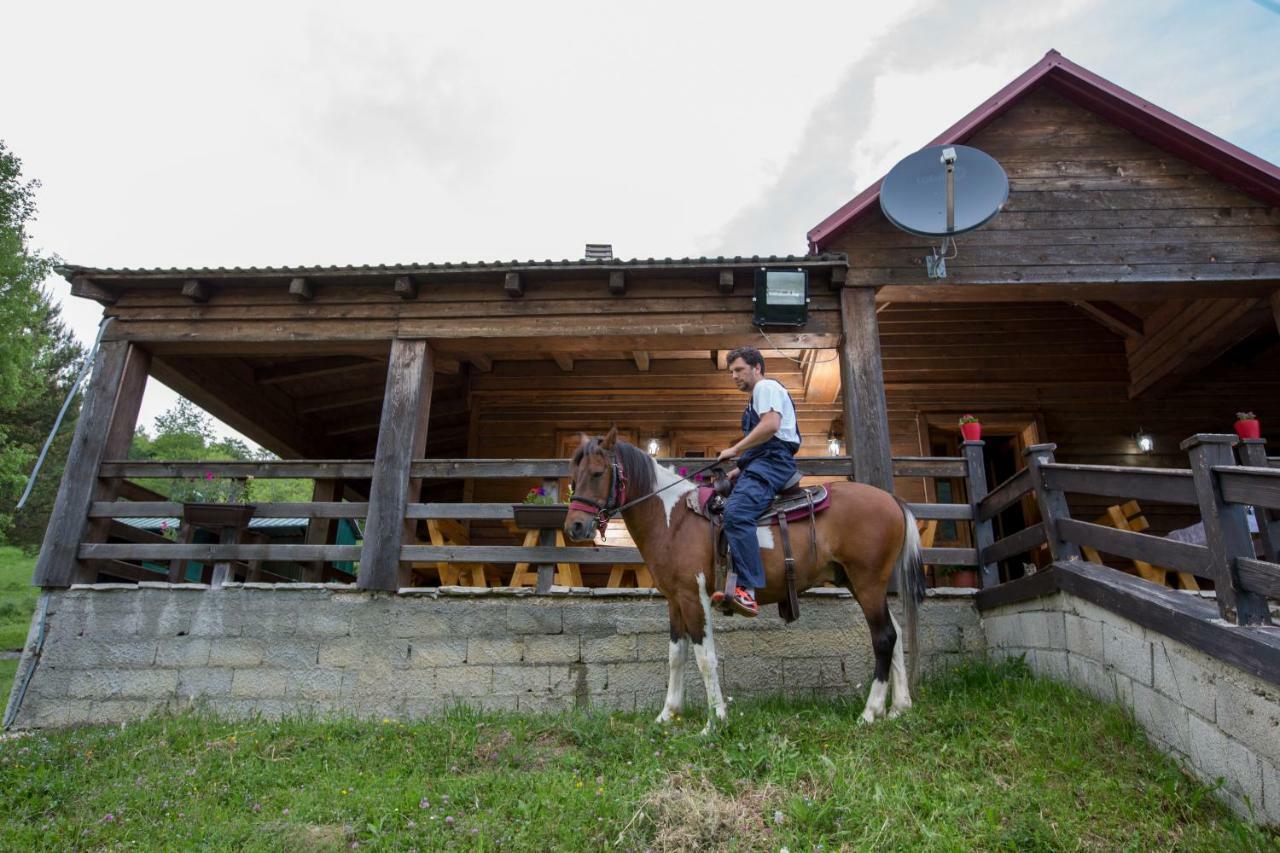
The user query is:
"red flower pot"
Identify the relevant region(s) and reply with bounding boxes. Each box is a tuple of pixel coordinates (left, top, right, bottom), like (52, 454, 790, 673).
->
(1234, 419, 1261, 440)
(959, 422, 982, 441)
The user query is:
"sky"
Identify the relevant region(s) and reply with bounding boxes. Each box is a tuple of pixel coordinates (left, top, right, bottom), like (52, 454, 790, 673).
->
(3, 0, 1279, 445)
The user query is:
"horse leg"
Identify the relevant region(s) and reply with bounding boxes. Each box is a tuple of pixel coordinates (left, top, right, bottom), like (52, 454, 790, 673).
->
(656, 602, 689, 724)
(887, 609, 912, 718)
(856, 597, 896, 724)
(690, 573, 728, 735)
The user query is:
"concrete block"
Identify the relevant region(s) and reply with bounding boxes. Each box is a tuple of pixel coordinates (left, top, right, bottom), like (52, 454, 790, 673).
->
(706, 631, 757, 658)
(69, 668, 179, 700)
(581, 635, 638, 663)
(84, 700, 159, 724)
(444, 602, 511, 637)
(435, 666, 494, 697)
(1262, 756, 1280, 827)
(402, 694, 446, 718)
(229, 669, 289, 699)
(523, 635, 580, 664)
(392, 601, 457, 639)
(80, 598, 143, 637)
(177, 668, 233, 699)
(493, 665, 552, 694)
(319, 638, 409, 669)
(1016, 611, 1054, 649)
(239, 603, 300, 638)
(918, 622, 962, 655)
(1064, 613, 1104, 662)
(589, 690, 635, 712)
(292, 608, 352, 638)
(1027, 649, 1069, 683)
(518, 694, 574, 713)
(207, 638, 266, 668)
(959, 626, 986, 654)
(562, 602, 631, 637)
(722, 656, 783, 692)
(783, 657, 847, 689)
(1188, 713, 1264, 815)
(1102, 623, 1152, 687)
(981, 613, 1020, 651)
(156, 638, 212, 668)
(467, 637, 524, 664)
(16, 698, 92, 728)
(286, 668, 347, 700)
(407, 638, 468, 667)
(1131, 682, 1192, 758)
(1068, 653, 1125, 705)
(507, 603, 564, 635)
(606, 661, 667, 693)
(1152, 639, 1216, 723)
(452, 694, 517, 713)
(263, 642, 320, 670)
(1215, 675, 1280, 766)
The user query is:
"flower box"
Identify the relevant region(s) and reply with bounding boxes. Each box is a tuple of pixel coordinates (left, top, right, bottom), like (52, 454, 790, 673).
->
(182, 503, 257, 529)
(511, 504, 569, 530)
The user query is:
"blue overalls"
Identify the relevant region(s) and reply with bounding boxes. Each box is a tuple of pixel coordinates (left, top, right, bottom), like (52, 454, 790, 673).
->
(723, 397, 800, 592)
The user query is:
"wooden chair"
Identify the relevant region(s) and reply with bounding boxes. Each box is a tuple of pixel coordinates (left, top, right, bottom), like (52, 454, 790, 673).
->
(413, 519, 489, 587)
(916, 519, 939, 585)
(505, 522, 583, 587)
(606, 563, 654, 588)
(1079, 500, 1200, 591)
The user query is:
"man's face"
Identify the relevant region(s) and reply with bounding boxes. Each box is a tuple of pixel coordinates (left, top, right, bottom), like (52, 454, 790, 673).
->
(728, 357, 760, 392)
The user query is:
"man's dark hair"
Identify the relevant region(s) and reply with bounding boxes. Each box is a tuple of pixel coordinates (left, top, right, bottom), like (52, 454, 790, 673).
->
(726, 345, 765, 374)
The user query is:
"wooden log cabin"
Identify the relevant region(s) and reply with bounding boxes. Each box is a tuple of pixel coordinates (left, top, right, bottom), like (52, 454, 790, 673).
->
(36, 49, 1280, 592)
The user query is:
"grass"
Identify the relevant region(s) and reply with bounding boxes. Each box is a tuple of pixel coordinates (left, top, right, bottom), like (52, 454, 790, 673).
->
(0, 546, 38, 703)
(2, 660, 1275, 851)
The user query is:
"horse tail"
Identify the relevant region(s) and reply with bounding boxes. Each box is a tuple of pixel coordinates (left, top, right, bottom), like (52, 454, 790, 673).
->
(893, 497, 925, 689)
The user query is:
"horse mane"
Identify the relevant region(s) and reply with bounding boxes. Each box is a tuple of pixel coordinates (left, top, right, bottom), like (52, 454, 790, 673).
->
(572, 437, 655, 498)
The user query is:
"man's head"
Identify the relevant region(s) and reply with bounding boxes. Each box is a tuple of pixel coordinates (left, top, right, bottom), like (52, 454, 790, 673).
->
(726, 345, 765, 392)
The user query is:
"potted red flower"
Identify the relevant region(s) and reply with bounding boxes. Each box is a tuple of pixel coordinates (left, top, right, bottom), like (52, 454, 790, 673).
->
(512, 486, 569, 530)
(959, 414, 982, 442)
(1234, 411, 1261, 440)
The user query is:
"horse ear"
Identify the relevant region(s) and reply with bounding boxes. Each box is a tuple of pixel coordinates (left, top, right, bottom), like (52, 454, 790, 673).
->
(601, 425, 619, 449)
(577, 432, 592, 449)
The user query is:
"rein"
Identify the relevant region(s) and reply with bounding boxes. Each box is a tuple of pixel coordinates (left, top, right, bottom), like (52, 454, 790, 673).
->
(569, 454, 725, 537)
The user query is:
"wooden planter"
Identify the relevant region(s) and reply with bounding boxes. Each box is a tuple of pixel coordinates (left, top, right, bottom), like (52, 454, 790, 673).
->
(512, 504, 569, 530)
(183, 503, 257, 529)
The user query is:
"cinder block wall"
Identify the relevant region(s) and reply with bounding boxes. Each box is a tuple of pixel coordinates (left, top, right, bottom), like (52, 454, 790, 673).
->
(6, 584, 982, 729)
(984, 592, 1280, 825)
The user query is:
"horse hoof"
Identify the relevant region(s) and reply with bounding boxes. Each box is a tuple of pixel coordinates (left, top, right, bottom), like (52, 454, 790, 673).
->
(655, 708, 677, 725)
(887, 706, 905, 720)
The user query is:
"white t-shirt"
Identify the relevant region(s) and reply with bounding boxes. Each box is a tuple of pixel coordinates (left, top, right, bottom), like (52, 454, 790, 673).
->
(752, 378, 801, 446)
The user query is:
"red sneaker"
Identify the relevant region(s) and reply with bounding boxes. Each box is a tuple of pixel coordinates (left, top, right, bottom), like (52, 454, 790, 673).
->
(730, 587, 758, 618)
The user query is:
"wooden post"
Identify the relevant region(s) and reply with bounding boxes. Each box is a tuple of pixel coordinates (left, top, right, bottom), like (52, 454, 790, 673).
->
(1236, 438, 1277, 562)
(535, 478, 560, 593)
(963, 441, 999, 588)
(1022, 443, 1081, 563)
(209, 525, 240, 588)
(34, 340, 151, 588)
(1183, 434, 1272, 625)
(302, 479, 341, 581)
(359, 339, 433, 591)
(837, 287, 892, 491)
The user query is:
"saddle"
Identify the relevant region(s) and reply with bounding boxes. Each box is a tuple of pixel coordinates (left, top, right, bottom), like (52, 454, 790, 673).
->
(688, 470, 829, 623)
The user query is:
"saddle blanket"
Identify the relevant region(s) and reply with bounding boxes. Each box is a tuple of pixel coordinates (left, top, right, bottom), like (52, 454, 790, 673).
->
(687, 484, 829, 526)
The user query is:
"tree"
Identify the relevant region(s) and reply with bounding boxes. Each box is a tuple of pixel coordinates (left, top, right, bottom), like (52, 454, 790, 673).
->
(0, 140, 86, 547)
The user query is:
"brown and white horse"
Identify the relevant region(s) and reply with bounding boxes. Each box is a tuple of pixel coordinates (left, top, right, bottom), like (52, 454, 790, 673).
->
(565, 427, 924, 733)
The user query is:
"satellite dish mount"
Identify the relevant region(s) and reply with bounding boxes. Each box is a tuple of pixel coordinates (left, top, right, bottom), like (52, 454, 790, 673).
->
(879, 143, 1009, 280)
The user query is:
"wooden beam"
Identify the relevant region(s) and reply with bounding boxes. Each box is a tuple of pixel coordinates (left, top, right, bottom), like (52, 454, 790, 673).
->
(715, 350, 728, 370)
(394, 276, 418, 300)
(718, 271, 734, 294)
(552, 353, 574, 372)
(609, 271, 626, 295)
(296, 385, 386, 414)
(504, 272, 524, 298)
(34, 341, 150, 587)
(1128, 297, 1271, 398)
(838, 287, 892, 490)
(181, 279, 209, 302)
(1072, 301, 1143, 338)
(69, 276, 117, 305)
(302, 479, 341, 581)
(829, 265, 847, 291)
(802, 349, 840, 404)
(359, 339, 434, 591)
(255, 356, 381, 385)
(288, 277, 314, 301)
(632, 351, 650, 372)
(468, 353, 493, 373)
(875, 301, 892, 314)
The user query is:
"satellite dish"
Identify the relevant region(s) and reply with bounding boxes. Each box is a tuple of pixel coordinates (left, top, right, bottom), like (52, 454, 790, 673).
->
(879, 144, 1008, 278)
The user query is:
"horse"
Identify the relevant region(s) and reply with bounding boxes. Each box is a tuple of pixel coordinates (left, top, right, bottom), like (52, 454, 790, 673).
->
(564, 427, 924, 733)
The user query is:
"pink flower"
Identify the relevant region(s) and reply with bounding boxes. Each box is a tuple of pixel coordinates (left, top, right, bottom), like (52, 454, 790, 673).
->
(160, 520, 169, 531)
(678, 467, 688, 477)
(204, 471, 215, 482)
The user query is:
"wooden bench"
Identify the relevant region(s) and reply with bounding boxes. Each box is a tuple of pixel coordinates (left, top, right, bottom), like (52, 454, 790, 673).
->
(413, 519, 489, 587)
(1079, 500, 1200, 591)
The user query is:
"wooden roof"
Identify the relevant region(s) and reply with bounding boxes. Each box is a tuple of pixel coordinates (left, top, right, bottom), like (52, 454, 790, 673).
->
(808, 50, 1280, 250)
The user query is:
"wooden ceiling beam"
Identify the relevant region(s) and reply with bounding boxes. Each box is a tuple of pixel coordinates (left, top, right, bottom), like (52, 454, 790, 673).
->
(504, 272, 524, 297)
(552, 353, 574, 372)
(70, 276, 117, 305)
(632, 351, 650, 371)
(394, 276, 418, 300)
(296, 385, 386, 415)
(468, 353, 493, 373)
(718, 271, 734, 294)
(1127, 297, 1272, 398)
(609, 271, 626, 295)
(1072, 301, 1144, 338)
(802, 349, 841, 404)
(255, 356, 382, 385)
(288, 277, 314, 302)
(181, 279, 209, 303)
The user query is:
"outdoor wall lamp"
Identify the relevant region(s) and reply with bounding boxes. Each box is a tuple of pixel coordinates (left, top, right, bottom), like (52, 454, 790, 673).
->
(1135, 429, 1154, 454)
(646, 438, 660, 456)
(827, 436, 842, 456)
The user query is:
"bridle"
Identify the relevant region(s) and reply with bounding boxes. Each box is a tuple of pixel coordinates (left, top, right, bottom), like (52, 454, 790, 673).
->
(567, 448, 723, 538)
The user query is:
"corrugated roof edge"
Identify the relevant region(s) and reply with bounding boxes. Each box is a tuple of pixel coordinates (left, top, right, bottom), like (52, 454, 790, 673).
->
(806, 49, 1280, 251)
(57, 253, 850, 282)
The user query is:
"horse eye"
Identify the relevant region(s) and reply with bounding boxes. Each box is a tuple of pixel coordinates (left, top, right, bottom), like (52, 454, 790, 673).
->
(591, 471, 603, 479)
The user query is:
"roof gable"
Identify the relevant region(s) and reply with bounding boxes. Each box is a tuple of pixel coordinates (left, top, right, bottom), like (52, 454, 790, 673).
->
(807, 50, 1280, 251)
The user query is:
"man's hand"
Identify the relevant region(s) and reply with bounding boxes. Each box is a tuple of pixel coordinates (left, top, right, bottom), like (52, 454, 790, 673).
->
(717, 446, 738, 463)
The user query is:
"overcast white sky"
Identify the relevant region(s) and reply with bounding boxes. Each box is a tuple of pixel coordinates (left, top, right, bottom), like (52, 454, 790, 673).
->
(4, 0, 1278, 444)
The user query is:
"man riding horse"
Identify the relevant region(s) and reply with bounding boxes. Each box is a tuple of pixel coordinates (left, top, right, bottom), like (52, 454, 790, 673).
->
(716, 346, 801, 618)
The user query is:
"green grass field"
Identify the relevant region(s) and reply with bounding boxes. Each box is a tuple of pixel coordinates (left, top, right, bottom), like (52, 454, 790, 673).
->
(0, 546, 38, 702)
(2, 660, 1274, 850)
